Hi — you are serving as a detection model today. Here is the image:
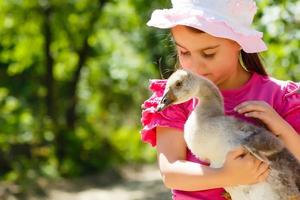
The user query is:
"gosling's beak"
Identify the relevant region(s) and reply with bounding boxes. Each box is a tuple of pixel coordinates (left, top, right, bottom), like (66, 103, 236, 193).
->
(157, 90, 176, 112)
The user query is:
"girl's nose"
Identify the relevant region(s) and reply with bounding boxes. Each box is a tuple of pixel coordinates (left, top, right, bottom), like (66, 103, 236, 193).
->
(191, 57, 207, 74)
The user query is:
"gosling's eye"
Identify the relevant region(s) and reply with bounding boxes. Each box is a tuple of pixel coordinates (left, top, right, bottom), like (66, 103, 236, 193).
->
(176, 81, 182, 87)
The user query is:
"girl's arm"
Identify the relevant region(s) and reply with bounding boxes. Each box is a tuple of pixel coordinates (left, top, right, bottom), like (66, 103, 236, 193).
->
(273, 120, 300, 161)
(156, 126, 269, 191)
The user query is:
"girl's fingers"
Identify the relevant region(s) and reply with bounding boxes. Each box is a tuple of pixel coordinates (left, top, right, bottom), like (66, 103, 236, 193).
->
(257, 162, 269, 175)
(235, 104, 263, 114)
(235, 101, 261, 109)
(227, 146, 247, 160)
(252, 155, 264, 170)
(244, 111, 265, 120)
(257, 166, 270, 182)
(243, 111, 272, 129)
(234, 101, 268, 113)
(243, 153, 259, 169)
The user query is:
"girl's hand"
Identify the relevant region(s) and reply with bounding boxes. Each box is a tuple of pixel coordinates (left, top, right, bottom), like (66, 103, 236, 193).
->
(234, 100, 292, 137)
(221, 147, 270, 186)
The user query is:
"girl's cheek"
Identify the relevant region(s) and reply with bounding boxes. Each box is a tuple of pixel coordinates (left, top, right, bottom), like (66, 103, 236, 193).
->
(179, 57, 191, 69)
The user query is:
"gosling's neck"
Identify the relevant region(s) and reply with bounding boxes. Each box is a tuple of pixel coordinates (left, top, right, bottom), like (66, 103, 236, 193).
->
(194, 78, 224, 117)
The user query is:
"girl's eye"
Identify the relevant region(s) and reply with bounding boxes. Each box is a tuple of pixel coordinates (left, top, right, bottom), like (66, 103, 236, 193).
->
(179, 51, 190, 56)
(203, 53, 215, 58)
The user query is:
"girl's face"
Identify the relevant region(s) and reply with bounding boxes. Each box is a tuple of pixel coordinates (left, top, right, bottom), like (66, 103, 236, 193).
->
(171, 25, 249, 90)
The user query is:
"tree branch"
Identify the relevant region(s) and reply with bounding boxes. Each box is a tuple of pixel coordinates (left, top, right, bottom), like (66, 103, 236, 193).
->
(66, 0, 110, 128)
(42, 4, 56, 122)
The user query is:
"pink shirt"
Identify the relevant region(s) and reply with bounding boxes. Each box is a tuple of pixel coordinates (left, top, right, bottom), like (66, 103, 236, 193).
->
(140, 73, 300, 200)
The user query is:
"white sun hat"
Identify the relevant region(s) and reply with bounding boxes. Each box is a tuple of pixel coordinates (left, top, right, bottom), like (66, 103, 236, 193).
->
(147, 0, 267, 53)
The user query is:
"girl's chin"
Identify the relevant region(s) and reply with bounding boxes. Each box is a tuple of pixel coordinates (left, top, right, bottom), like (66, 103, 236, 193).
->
(202, 74, 215, 82)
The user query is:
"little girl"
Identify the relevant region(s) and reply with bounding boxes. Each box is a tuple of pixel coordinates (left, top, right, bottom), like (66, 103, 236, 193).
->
(141, 0, 300, 199)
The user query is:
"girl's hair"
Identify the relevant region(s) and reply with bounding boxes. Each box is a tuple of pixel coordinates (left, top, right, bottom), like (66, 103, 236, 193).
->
(172, 26, 268, 76)
(240, 50, 268, 76)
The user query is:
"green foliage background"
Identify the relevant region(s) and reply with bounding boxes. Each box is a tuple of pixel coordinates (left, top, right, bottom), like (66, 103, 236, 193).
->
(0, 0, 299, 193)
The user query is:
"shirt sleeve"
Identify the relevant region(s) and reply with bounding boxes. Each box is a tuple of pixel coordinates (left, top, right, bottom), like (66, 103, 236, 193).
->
(140, 79, 189, 147)
(280, 81, 300, 133)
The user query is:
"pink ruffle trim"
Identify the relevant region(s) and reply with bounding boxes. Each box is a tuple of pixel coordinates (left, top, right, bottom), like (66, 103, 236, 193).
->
(280, 81, 300, 133)
(282, 81, 300, 114)
(283, 81, 300, 98)
(141, 79, 197, 146)
(141, 80, 167, 147)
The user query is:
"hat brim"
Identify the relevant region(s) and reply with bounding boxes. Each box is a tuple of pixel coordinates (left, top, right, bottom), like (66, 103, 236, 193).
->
(147, 8, 267, 53)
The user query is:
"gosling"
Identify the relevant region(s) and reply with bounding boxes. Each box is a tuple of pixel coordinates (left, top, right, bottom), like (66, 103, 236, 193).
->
(157, 69, 300, 200)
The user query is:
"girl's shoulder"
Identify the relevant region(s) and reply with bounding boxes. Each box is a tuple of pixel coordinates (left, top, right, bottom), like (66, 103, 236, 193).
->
(254, 73, 300, 99)
(255, 73, 300, 131)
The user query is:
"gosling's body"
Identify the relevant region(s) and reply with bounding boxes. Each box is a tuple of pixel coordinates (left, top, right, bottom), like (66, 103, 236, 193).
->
(185, 109, 298, 199)
(158, 69, 300, 200)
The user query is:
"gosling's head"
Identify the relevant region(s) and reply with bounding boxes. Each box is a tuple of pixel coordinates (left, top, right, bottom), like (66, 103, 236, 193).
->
(157, 69, 199, 112)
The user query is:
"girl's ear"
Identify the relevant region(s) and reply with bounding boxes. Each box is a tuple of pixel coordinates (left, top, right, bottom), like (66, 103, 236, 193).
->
(231, 41, 242, 51)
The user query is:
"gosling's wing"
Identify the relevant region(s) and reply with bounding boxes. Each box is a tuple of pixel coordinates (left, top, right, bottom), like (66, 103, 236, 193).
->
(226, 184, 278, 200)
(237, 121, 300, 193)
(226, 186, 250, 200)
(233, 120, 284, 159)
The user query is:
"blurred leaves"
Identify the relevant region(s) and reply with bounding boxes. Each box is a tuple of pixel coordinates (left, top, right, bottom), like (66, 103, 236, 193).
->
(0, 0, 299, 196)
(0, 0, 160, 186)
(256, 0, 300, 80)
